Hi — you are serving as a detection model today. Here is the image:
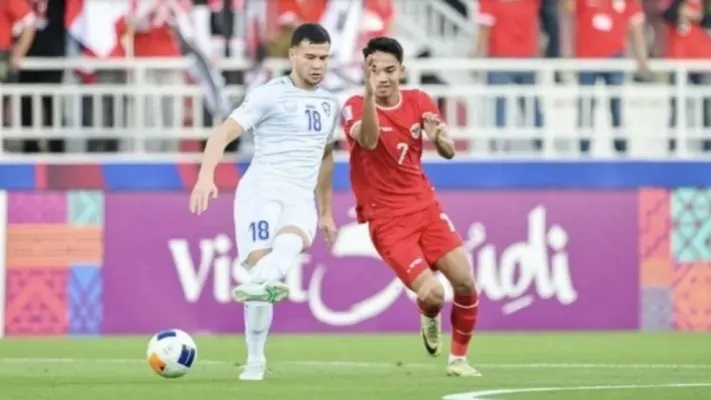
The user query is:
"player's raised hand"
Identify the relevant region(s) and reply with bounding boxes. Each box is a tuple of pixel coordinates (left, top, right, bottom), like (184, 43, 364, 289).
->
(363, 55, 376, 98)
(422, 112, 446, 140)
(318, 215, 338, 248)
(189, 177, 218, 215)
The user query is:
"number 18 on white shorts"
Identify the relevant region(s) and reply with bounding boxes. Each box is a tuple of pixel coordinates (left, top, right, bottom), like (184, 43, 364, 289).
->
(233, 188, 318, 266)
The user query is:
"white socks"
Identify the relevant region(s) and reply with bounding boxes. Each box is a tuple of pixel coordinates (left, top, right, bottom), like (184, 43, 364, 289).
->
(244, 301, 274, 364)
(243, 233, 303, 365)
(449, 354, 466, 363)
(250, 233, 304, 283)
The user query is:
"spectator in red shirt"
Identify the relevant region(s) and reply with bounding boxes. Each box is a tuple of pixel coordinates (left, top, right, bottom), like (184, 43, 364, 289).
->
(1, 0, 35, 153)
(126, 0, 190, 152)
(19, 0, 67, 154)
(0, 0, 35, 82)
(662, 0, 711, 58)
(363, 0, 394, 38)
(276, 0, 327, 24)
(570, 0, 651, 132)
(662, 0, 711, 130)
(474, 0, 543, 147)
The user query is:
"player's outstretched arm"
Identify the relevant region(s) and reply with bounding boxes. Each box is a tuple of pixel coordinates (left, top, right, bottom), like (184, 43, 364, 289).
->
(198, 119, 243, 179)
(356, 94, 380, 150)
(189, 119, 243, 214)
(433, 127, 455, 160)
(423, 112, 455, 160)
(353, 55, 380, 150)
(316, 142, 337, 246)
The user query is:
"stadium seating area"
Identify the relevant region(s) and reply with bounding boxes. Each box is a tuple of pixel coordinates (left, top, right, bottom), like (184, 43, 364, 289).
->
(1, 0, 709, 157)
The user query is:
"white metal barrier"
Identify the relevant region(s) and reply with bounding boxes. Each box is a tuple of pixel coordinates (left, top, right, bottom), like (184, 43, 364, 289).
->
(392, 0, 474, 56)
(0, 57, 710, 159)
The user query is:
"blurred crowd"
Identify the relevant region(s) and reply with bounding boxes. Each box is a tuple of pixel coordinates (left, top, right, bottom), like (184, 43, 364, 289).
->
(1, 0, 710, 154)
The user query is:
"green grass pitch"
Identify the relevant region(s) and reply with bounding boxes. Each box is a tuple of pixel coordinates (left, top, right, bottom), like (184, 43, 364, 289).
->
(1, 333, 710, 399)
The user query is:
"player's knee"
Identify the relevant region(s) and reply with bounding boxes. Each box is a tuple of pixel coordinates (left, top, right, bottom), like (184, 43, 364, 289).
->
(427, 284, 445, 309)
(418, 279, 445, 310)
(276, 226, 311, 250)
(451, 275, 477, 295)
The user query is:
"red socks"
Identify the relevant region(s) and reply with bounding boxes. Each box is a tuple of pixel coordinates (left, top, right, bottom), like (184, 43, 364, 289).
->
(450, 292, 479, 357)
(416, 291, 479, 358)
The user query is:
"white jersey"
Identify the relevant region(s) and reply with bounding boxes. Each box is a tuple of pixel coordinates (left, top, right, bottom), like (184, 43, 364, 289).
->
(230, 76, 340, 197)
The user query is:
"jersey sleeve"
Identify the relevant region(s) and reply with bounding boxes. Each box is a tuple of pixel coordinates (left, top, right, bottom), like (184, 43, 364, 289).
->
(626, 0, 644, 25)
(417, 90, 443, 122)
(228, 86, 271, 132)
(340, 96, 364, 138)
(474, 0, 496, 26)
(8, 0, 34, 33)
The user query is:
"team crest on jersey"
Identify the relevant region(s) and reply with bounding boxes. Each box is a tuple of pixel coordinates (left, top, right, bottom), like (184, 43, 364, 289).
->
(410, 123, 422, 139)
(321, 102, 331, 117)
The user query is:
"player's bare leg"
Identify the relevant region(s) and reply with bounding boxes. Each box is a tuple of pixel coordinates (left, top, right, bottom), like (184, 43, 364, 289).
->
(435, 247, 481, 377)
(234, 226, 310, 381)
(409, 270, 445, 357)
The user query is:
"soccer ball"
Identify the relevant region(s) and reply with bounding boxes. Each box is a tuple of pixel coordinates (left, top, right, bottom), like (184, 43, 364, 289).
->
(146, 329, 198, 378)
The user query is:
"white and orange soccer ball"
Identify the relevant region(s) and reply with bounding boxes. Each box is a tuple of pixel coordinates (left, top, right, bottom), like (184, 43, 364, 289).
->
(146, 329, 198, 378)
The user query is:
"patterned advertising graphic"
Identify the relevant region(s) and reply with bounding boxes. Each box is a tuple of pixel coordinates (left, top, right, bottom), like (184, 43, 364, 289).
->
(0, 191, 6, 337)
(3, 189, 710, 336)
(3, 192, 104, 336)
(639, 188, 711, 332)
(100, 191, 639, 334)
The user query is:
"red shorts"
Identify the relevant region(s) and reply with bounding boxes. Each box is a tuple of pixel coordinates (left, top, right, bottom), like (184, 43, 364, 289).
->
(368, 203, 463, 287)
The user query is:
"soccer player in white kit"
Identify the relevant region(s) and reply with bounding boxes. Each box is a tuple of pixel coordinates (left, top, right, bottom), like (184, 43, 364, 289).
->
(189, 23, 338, 381)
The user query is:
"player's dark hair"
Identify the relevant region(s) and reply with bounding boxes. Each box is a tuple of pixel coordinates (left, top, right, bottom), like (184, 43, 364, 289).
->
(362, 37, 404, 63)
(290, 23, 331, 47)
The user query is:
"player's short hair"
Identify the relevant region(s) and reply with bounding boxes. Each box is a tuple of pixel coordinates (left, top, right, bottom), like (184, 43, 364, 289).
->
(362, 37, 404, 63)
(290, 23, 331, 47)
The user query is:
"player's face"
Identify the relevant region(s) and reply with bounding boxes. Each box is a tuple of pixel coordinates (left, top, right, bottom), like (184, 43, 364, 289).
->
(289, 40, 331, 86)
(370, 51, 404, 99)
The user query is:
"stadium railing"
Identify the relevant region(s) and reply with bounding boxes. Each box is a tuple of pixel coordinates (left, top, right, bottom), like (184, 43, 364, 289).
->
(1, 57, 709, 159)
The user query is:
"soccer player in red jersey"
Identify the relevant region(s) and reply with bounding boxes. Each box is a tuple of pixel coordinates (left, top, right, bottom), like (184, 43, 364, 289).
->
(341, 37, 480, 377)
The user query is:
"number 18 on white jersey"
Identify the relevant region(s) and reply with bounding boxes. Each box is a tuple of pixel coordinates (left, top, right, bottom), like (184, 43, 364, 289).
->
(229, 76, 340, 195)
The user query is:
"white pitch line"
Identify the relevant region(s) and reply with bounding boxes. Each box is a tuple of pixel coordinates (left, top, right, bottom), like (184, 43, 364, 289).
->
(444, 383, 711, 400)
(283, 361, 711, 369)
(0, 358, 710, 370)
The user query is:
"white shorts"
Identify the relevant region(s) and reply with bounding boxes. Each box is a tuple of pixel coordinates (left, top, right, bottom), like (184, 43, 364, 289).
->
(234, 186, 318, 265)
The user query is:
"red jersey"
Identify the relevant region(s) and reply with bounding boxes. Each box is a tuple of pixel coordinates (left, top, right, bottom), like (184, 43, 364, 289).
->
(0, 0, 33, 51)
(475, 0, 540, 57)
(129, 0, 184, 58)
(276, 0, 326, 23)
(133, 25, 180, 57)
(575, 0, 644, 58)
(663, 0, 711, 58)
(342, 89, 441, 223)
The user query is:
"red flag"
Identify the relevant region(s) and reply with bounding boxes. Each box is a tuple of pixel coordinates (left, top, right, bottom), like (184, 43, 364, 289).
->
(65, 0, 132, 58)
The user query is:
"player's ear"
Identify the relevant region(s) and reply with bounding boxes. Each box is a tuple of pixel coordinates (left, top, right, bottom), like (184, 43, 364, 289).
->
(400, 65, 406, 75)
(288, 47, 296, 62)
